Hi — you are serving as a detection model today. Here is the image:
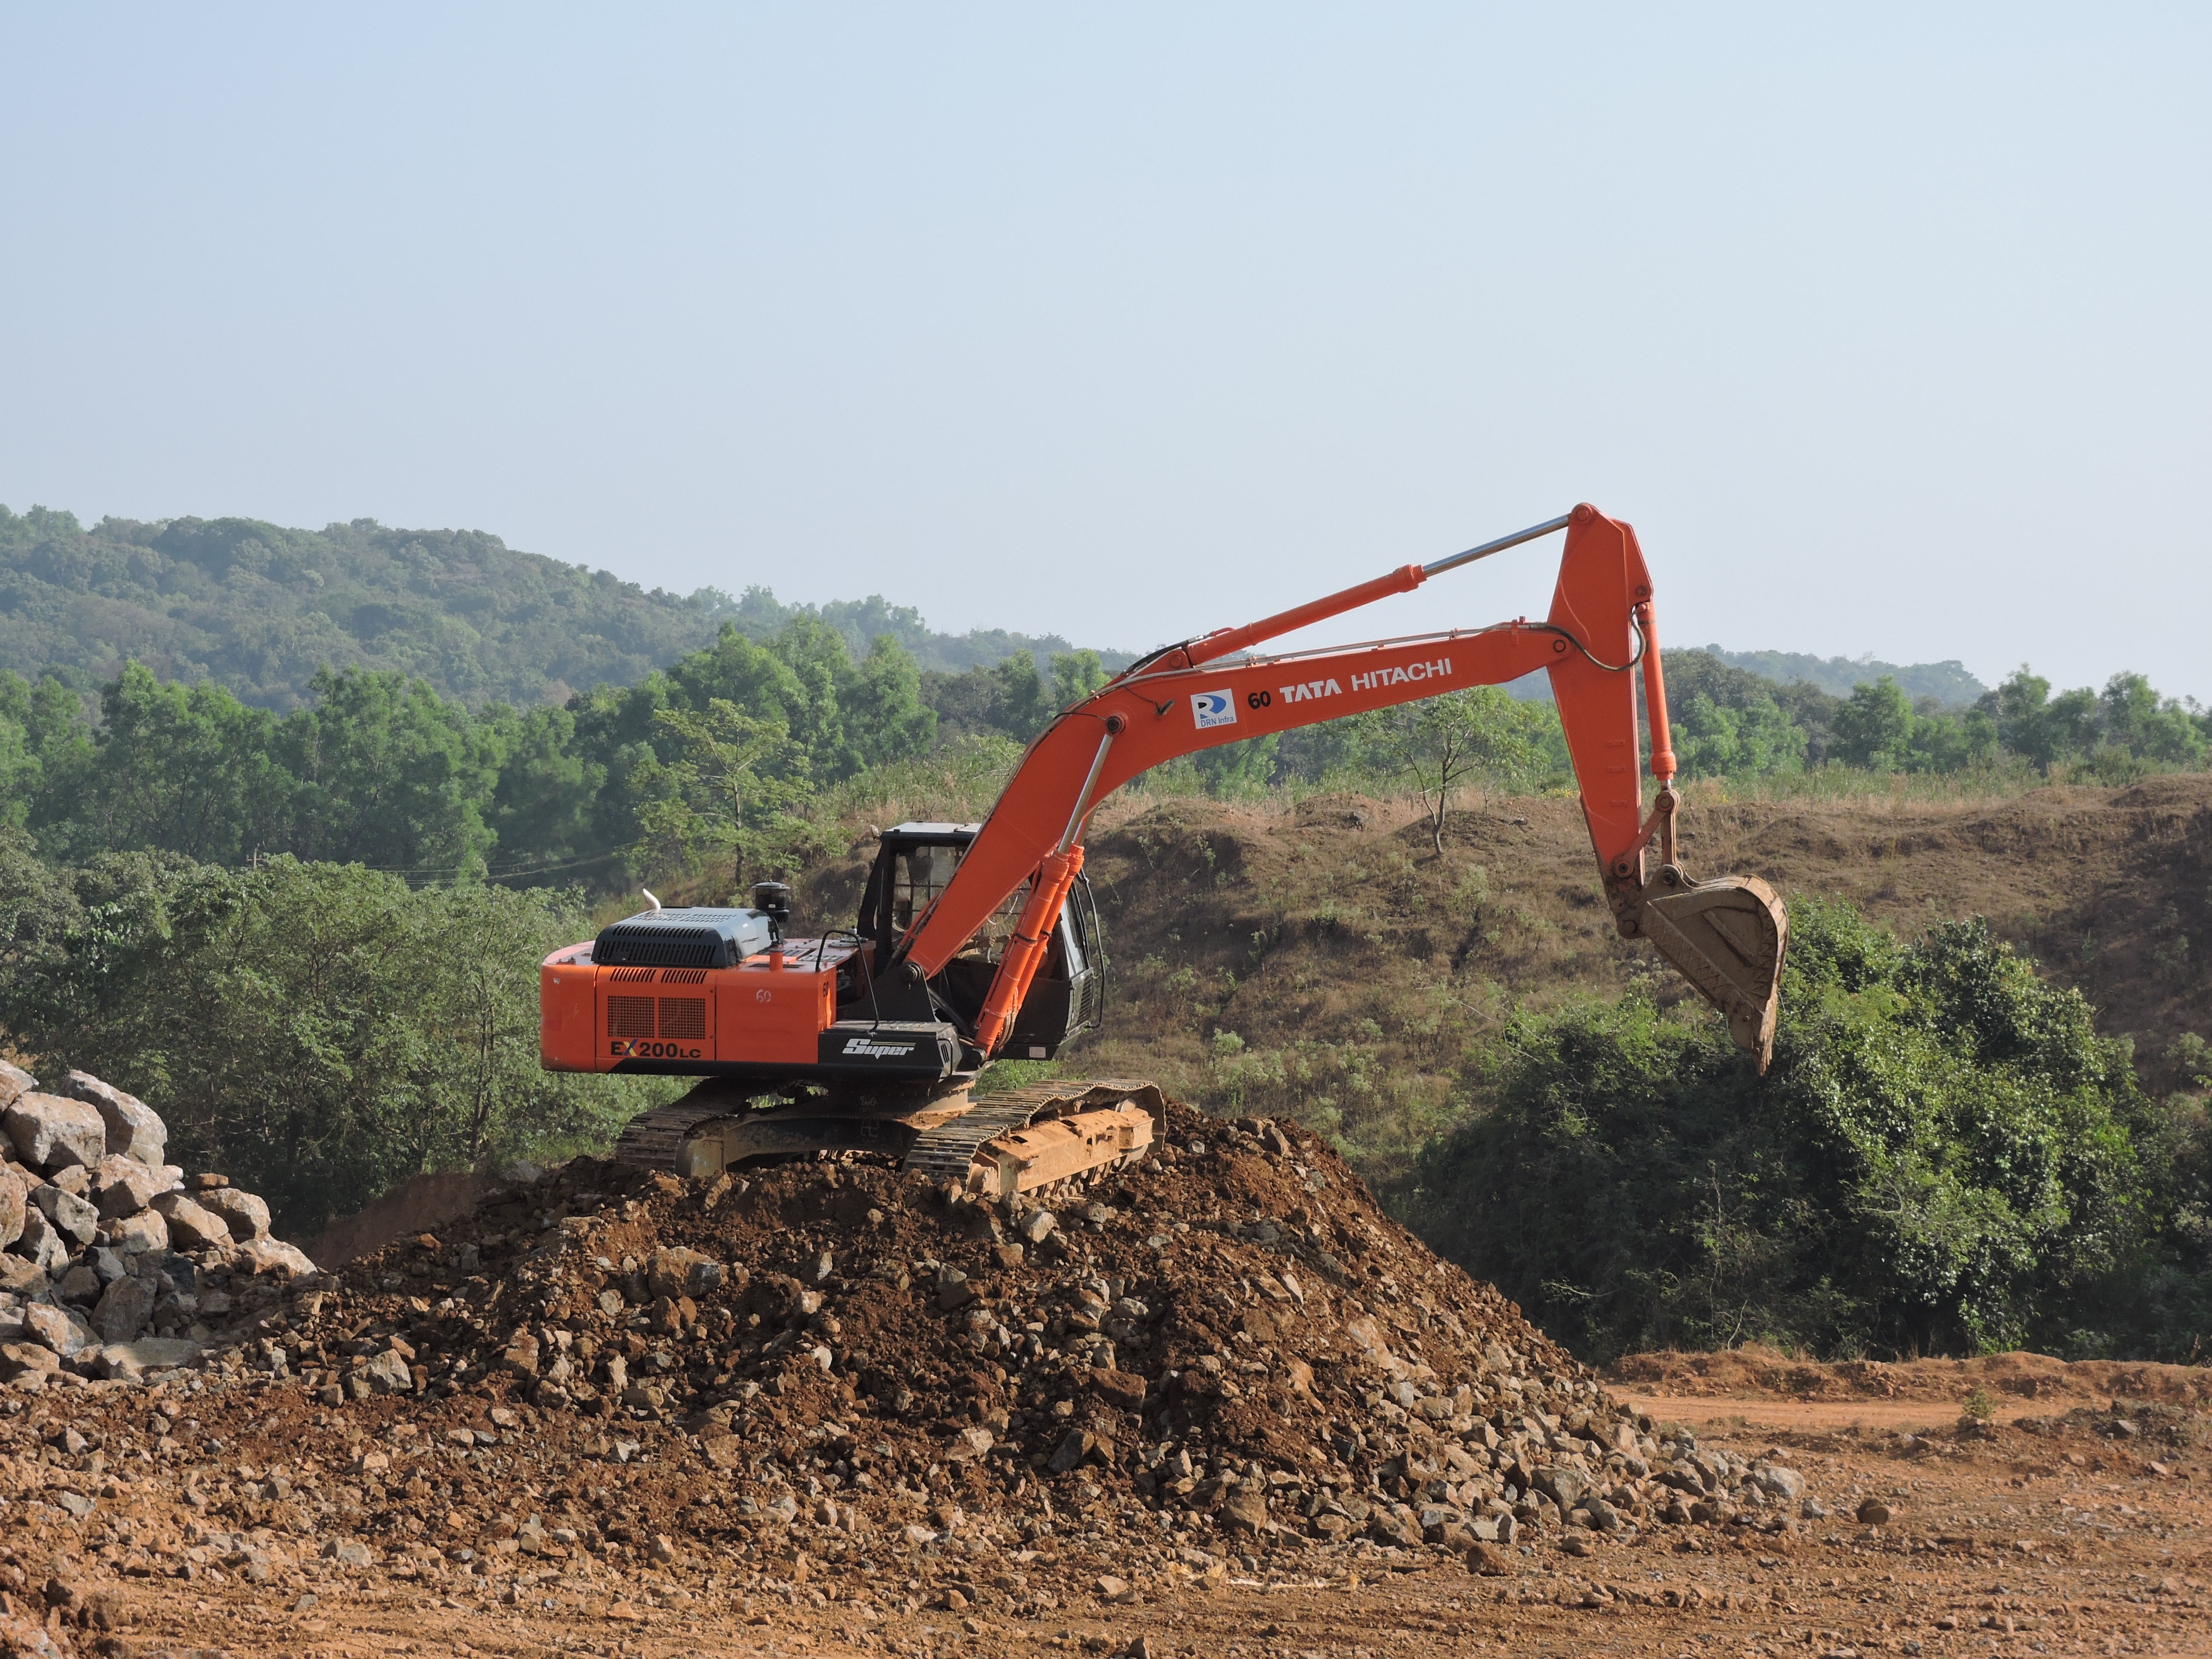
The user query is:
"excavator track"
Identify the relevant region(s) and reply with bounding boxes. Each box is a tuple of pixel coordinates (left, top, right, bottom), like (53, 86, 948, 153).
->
(899, 1098, 1055, 1186)
(609, 1076, 1165, 1193)
(611, 1099, 721, 1171)
(905, 1078, 1166, 1192)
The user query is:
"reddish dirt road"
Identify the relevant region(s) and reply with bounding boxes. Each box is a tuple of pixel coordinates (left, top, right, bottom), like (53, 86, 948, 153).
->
(49, 1378, 2209, 1659)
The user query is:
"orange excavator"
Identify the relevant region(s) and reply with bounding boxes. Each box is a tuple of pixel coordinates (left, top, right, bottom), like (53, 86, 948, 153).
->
(541, 503, 1786, 1191)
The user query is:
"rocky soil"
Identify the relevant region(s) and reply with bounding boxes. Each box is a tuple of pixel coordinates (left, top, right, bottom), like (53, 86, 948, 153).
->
(0, 1097, 2200, 1655)
(252, 1098, 1810, 1552)
(0, 1095, 1849, 1653)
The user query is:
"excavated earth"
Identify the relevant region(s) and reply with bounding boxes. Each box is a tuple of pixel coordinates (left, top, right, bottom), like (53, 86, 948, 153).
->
(1, 1101, 2207, 1657)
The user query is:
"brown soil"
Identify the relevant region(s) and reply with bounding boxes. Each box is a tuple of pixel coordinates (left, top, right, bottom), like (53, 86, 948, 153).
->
(1611, 1346, 2212, 1411)
(313, 1169, 499, 1270)
(12, 1109, 2212, 1657)
(24, 1361, 2212, 1658)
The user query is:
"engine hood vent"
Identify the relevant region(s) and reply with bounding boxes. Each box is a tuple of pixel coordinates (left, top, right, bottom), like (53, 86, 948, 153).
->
(592, 907, 776, 969)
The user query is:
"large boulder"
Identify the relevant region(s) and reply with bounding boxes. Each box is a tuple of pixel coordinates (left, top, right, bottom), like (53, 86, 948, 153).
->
(96, 1338, 203, 1382)
(0, 1255, 48, 1296)
(647, 1247, 720, 1298)
(0, 1062, 35, 1112)
(91, 1155, 170, 1220)
(108, 1210, 168, 1255)
(235, 1237, 315, 1278)
(56, 1263, 101, 1304)
(89, 1276, 156, 1344)
(22, 1303, 95, 1358)
(199, 1188, 271, 1242)
(12, 1209, 70, 1274)
(150, 1191, 233, 1251)
(0, 1167, 24, 1250)
(30, 1184, 98, 1248)
(1, 1093, 105, 1172)
(0, 1342, 58, 1382)
(55, 1072, 167, 1168)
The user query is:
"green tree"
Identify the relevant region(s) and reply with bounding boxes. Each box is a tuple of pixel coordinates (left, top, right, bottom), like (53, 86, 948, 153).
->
(1672, 689, 1807, 777)
(990, 651, 1049, 739)
(2044, 687, 2103, 765)
(278, 667, 501, 875)
(1908, 705, 2001, 772)
(0, 672, 84, 827)
(1360, 686, 1550, 853)
(483, 702, 611, 882)
(840, 636, 938, 769)
(2100, 673, 2206, 767)
(0, 851, 663, 1230)
(1828, 676, 1917, 770)
(1050, 649, 1109, 709)
(633, 700, 826, 891)
(758, 616, 857, 774)
(1988, 666, 2056, 766)
(33, 665, 293, 865)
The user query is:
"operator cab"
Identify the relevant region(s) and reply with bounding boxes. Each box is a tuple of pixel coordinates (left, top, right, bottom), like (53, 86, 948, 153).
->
(854, 822, 1104, 1059)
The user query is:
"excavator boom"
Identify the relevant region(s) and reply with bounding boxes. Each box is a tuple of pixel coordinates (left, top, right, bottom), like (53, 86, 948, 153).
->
(903, 502, 1787, 1070)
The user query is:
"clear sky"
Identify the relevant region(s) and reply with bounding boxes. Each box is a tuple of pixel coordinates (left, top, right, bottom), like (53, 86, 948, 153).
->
(2, 5, 2205, 698)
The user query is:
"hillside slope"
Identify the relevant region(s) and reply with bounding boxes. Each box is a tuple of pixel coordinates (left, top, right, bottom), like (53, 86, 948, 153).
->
(799, 776, 2211, 1190)
(0, 505, 1124, 710)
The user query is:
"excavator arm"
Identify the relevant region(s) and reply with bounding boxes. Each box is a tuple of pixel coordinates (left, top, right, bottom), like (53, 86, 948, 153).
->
(901, 503, 1788, 1070)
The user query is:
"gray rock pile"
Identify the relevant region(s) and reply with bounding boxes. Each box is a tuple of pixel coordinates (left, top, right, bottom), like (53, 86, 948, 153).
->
(0, 1061, 316, 1390)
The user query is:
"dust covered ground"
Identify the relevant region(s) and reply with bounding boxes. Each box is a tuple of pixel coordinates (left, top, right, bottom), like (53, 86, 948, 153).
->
(12, 1375, 2208, 1658)
(2, 1102, 2207, 1658)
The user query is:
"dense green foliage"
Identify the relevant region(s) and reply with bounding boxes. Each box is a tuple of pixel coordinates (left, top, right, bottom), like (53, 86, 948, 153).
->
(710, 585, 1130, 679)
(0, 503, 1124, 711)
(0, 837, 675, 1233)
(1406, 901, 2210, 1362)
(0, 620, 954, 886)
(2, 503, 2200, 854)
(0, 505, 721, 710)
(0, 638, 2199, 895)
(1662, 650, 2206, 782)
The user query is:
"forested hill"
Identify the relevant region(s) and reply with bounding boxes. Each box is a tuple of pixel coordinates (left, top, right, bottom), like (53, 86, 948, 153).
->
(0, 504, 1125, 710)
(1698, 645, 1985, 706)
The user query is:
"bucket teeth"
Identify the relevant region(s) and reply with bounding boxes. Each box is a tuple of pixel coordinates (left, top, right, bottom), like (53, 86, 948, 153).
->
(1639, 872, 1789, 1073)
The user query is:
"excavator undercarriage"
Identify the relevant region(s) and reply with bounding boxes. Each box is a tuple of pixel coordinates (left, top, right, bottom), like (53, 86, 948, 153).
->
(545, 503, 1790, 1196)
(612, 1076, 1164, 1197)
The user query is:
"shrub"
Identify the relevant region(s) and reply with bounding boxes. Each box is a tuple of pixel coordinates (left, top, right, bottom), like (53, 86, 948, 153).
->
(1405, 899, 2160, 1362)
(0, 839, 676, 1233)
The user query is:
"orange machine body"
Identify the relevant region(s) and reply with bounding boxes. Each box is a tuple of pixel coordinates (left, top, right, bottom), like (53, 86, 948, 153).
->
(539, 938, 863, 1076)
(539, 501, 1785, 1082)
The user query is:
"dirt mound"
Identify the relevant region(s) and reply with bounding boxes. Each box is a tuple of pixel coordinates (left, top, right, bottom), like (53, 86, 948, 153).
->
(1611, 1345, 2212, 1410)
(0, 1094, 1822, 1609)
(291, 1098, 1660, 1556)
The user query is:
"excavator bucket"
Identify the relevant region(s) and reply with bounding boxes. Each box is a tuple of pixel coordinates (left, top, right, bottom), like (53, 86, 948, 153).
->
(1639, 873, 1789, 1073)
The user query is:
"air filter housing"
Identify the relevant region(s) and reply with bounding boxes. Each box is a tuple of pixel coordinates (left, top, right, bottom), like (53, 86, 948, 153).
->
(591, 906, 776, 969)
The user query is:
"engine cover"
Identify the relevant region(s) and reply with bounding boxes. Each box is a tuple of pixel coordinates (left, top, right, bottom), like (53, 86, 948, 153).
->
(592, 906, 777, 969)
